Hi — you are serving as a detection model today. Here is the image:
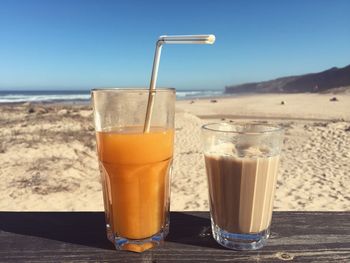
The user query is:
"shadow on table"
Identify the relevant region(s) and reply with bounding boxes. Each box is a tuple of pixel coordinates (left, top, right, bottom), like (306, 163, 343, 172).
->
(167, 212, 223, 250)
(0, 211, 222, 251)
(0, 212, 114, 250)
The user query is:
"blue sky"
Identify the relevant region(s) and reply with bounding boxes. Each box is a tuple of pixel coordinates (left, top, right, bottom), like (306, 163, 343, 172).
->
(0, 0, 349, 90)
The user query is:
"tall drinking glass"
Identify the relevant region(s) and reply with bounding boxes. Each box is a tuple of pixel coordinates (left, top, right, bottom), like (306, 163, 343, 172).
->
(92, 88, 175, 252)
(201, 122, 283, 250)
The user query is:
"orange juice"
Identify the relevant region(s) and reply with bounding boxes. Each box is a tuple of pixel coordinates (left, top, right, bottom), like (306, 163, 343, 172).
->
(97, 127, 173, 241)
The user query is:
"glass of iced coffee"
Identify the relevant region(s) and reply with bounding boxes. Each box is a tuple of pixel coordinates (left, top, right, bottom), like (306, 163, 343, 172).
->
(92, 88, 175, 252)
(201, 122, 283, 250)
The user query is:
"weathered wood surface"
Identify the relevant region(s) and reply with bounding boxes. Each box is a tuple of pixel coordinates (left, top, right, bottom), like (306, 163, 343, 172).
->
(0, 211, 349, 262)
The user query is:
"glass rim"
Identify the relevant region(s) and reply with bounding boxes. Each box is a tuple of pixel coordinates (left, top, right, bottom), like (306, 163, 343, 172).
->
(91, 87, 175, 93)
(201, 122, 283, 135)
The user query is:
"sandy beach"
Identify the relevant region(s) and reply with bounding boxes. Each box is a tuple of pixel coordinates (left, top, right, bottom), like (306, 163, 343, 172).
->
(0, 93, 349, 211)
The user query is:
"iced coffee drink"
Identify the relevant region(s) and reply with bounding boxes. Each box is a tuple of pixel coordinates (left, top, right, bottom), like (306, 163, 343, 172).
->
(202, 123, 283, 250)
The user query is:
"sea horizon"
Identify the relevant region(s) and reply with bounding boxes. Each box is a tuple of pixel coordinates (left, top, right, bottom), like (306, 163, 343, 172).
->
(0, 88, 225, 104)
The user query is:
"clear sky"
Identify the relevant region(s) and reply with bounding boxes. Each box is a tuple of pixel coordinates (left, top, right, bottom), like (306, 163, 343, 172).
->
(0, 0, 349, 90)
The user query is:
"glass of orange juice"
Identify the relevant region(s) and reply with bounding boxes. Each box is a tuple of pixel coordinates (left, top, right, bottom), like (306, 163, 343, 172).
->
(92, 88, 175, 252)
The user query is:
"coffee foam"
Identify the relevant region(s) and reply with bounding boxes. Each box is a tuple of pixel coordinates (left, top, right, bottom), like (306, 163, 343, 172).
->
(206, 142, 272, 158)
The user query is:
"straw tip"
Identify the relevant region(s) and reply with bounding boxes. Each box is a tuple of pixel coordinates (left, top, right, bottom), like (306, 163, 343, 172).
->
(207, 34, 216, 44)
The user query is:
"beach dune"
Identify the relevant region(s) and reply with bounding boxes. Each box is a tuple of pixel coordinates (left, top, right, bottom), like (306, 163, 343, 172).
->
(0, 93, 349, 211)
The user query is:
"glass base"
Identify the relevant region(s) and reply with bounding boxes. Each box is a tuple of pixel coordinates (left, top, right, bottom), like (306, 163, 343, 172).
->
(106, 223, 169, 253)
(211, 222, 270, 250)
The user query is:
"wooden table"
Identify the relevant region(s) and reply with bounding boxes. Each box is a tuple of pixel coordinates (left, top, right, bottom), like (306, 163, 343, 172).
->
(0, 211, 349, 262)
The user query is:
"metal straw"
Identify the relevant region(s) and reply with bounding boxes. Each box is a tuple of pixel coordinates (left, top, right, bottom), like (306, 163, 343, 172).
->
(143, 34, 216, 133)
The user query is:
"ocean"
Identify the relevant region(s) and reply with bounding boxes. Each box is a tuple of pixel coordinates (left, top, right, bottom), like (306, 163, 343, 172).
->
(0, 89, 224, 104)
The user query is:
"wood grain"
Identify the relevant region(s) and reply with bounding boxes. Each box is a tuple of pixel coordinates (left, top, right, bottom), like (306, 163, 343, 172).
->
(0, 212, 349, 262)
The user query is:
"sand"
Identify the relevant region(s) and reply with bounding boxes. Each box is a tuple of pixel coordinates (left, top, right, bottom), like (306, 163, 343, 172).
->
(0, 93, 349, 211)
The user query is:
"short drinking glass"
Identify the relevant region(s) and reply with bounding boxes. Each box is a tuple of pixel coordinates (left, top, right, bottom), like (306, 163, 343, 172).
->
(202, 122, 283, 250)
